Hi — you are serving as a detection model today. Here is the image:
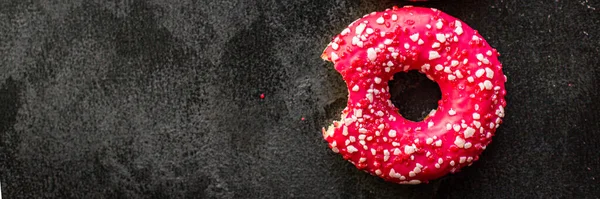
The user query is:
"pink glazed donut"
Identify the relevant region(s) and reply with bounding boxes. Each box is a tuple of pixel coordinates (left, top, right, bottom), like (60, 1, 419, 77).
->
(321, 6, 507, 184)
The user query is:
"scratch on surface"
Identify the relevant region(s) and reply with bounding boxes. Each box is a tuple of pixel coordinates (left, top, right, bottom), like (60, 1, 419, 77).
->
(581, 0, 597, 10)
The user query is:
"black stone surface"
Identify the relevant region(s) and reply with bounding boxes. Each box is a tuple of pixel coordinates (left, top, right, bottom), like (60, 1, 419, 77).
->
(1, 0, 599, 198)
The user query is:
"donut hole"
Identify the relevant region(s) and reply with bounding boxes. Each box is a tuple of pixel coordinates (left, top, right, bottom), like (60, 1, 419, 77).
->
(388, 70, 442, 122)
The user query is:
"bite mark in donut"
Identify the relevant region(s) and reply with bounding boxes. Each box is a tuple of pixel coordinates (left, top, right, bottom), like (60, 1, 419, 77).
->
(321, 6, 507, 184)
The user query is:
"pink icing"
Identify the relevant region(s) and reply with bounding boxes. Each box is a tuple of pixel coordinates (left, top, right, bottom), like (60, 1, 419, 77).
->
(321, 6, 507, 184)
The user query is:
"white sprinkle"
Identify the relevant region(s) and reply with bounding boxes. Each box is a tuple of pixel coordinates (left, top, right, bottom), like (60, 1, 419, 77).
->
(448, 109, 456, 116)
(428, 121, 434, 128)
(432, 42, 440, 48)
(352, 85, 359, 92)
(429, 109, 437, 116)
(450, 160, 456, 166)
(464, 142, 472, 149)
(330, 52, 339, 61)
(446, 123, 452, 130)
(418, 39, 424, 45)
(371, 148, 376, 155)
(331, 43, 339, 50)
(376, 17, 385, 24)
(410, 33, 419, 42)
(474, 121, 481, 128)
(464, 127, 475, 138)
(351, 37, 359, 46)
(453, 124, 461, 132)
(389, 168, 397, 177)
(476, 69, 485, 77)
(426, 151, 431, 157)
(426, 24, 432, 29)
(342, 126, 349, 136)
(467, 77, 474, 83)
(404, 145, 416, 155)
(435, 64, 444, 71)
(484, 80, 493, 90)
(358, 134, 366, 140)
(467, 157, 474, 162)
(454, 71, 463, 79)
(472, 113, 480, 120)
(476, 53, 484, 61)
(436, 20, 443, 29)
(474, 104, 480, 111)
(454, 136, 465, 148)
(387, 61, 394, 67)
(436, 33, 446, 43)
(450, 60, 459, 67)
(376, 111, 384, 117)
(392, 14, 398, 21)
(429, 51, 441, 60)
(332, 147, 339, 153)
(409, 171, 416, 177)
(349, 136, 356, 142)
(388, 130, 397, 138)
(347, 145, 358, 153)
(421, 64, 430, 71)
(414, 167, 421, 174)
(366, 28, 374, 35)
(448, 74, 456, 81)
(355, 109, 362, 117)
(482, 58, 490, 65)
(355, 23, 366, 35)
(459, 157, 466, 164)
(341, 28, 350, 36)
(486, 50, 493, 56)
(455, 26, 463, 35)
(359, 157, 366, 163)
(426, 138, 434, 144)
(444, 67, 452, 73)
(485, 67, 494, 78)
(375, 169, 382, 175)
(366, 93, 373, 102)
(404, 43, 410, 49)
(435, 163, 441, 168)
(394, 148, 401, 155)
(359, 128, 367, 134)
(384, 39, 393, 45)
(435, 140, 442, 147)
(374, 77, 382, 84)
(367, 48, 377, 61)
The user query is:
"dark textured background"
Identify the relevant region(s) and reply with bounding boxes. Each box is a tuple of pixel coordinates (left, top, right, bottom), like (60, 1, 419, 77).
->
(1, 0, 599, 198)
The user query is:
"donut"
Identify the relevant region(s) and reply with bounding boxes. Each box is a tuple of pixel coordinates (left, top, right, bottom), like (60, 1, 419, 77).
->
(321, 6, 507, 184)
